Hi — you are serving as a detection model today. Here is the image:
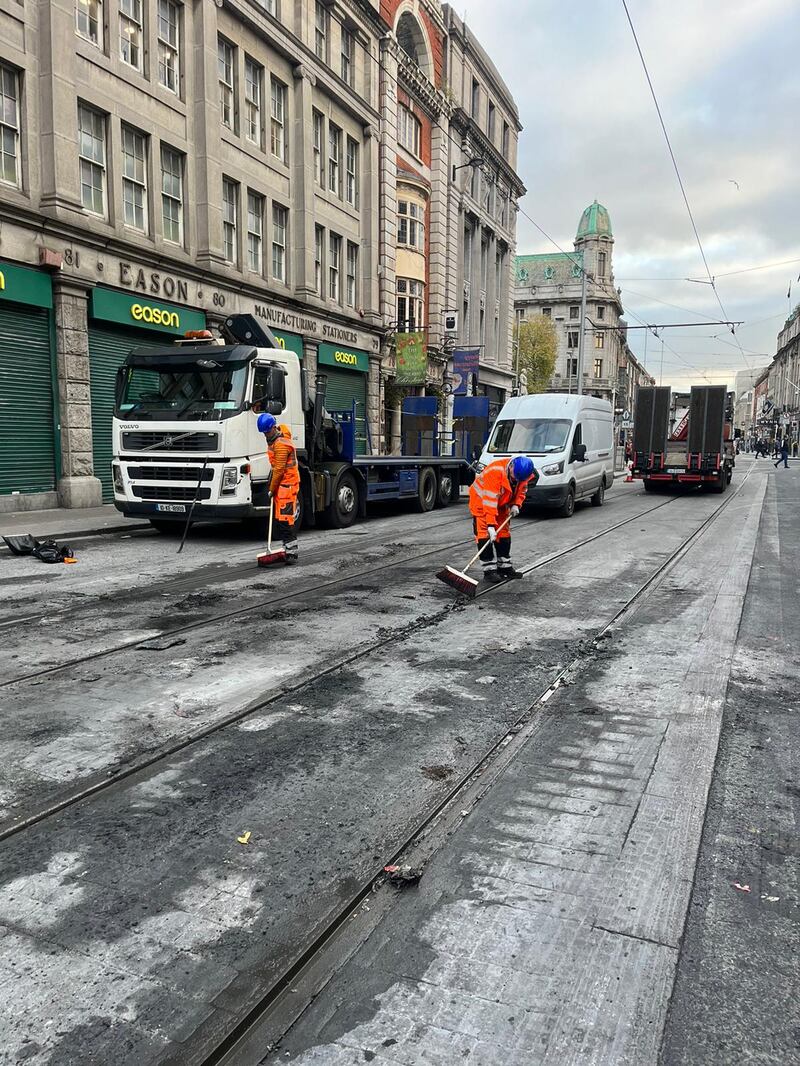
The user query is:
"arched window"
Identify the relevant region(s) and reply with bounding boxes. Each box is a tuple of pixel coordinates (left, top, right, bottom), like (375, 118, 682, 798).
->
(396, 12, 431, 77)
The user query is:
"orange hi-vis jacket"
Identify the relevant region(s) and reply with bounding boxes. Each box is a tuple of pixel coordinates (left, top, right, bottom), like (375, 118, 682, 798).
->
(469, 459, 529, 538)
(268, 432, 300, 519)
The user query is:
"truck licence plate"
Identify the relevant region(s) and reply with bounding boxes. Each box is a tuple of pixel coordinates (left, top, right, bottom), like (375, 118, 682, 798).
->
(667, 468, 685, 474)
(155, 503, 186, 513)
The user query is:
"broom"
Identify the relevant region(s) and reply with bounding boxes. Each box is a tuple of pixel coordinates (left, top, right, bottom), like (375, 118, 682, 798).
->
(257, 499, 287, 567)
(436, 515, 511, 597)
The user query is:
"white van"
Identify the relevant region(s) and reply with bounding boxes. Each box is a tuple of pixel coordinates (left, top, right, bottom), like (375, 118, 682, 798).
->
(479, 393, 615, 518)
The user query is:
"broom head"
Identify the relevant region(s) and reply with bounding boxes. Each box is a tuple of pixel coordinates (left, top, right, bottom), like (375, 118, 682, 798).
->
(435, 565, 479, 598)
(257, 547, 287, 567)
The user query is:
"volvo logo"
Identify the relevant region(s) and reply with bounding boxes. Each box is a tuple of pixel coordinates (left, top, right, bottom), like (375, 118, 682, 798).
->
(162, 436, 174, 447)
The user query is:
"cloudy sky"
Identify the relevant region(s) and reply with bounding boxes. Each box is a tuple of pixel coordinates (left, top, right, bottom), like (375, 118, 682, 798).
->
(466, 0, 800, 390)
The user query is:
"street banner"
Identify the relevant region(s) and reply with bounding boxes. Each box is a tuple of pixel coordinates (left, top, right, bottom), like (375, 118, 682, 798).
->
(452, 347, 481, 395)
(395, 332, 427, 384)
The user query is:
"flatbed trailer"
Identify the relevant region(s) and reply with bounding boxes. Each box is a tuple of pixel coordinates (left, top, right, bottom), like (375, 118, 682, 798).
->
(632, 385, 735, 494)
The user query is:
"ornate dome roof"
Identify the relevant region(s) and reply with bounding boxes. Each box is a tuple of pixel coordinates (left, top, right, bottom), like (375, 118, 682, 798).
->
(576, 201, 612, 239)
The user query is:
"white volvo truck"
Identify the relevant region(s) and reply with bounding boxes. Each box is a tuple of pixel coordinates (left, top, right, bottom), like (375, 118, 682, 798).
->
(112, 315, 469, 530)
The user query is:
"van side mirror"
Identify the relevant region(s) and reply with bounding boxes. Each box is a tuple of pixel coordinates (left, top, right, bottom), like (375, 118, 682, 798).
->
(573, 443, 587, 462)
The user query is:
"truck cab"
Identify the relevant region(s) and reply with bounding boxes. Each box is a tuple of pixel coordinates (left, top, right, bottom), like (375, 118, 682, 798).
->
(112, 329, 304, 526)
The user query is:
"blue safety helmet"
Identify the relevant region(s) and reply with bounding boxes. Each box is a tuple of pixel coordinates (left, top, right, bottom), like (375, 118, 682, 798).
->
(257, 412, 277, 434)
(509, 455, 535, 482)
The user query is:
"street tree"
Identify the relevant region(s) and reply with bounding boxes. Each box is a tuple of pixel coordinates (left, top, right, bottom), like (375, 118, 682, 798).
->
(514, 316, 557, 394)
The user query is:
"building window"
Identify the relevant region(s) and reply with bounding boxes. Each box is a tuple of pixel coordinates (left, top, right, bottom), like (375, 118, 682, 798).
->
(218, 38, 235, 131)
(567, 357, 578, 376)
(480, 238, 489, 292)
(596, 304, 605, 320)
(247, 191, 263, 273)
(270, 77, 286, 161)
(598, 250, 607, 277)
(594, 332, 605, 349)
(487, 100, 495, 141)
(119, 0, 143, 70)
(341, 26, 353, 85)
(463, 222, 473, 286)
(259, 0, 276, 12)
(78, 104, 106, 216)
(222, 178, 239, 264)
(160, 145, 183, 244)
(121, 125, 147, 231)
(76, 0, 103, 48)
(397, 278, 424, 332)
(328, 122, 341, 195)
(313, 111, 325, 186)
(329, 232, 341, 302)
(567, 330, 579, 349)
(542, 307, 551, 317)
(345, 136, 358, 207)
(593, 358, 603, 378)
(471, 77, 479, 118)
(157, 0, 180, 94)
(314, 1, 328, 61)
(502, 121, 510, 157)
(569, 305, 579, 320)
(314, 224, 324, 295)
(245, 59, 263, 147)
(0, 64, 20, 188)
(398, 200, 424, 250)
(398, 104, 420, 158)
(346, 241, 358, 307)
(272, 203, 287, 282)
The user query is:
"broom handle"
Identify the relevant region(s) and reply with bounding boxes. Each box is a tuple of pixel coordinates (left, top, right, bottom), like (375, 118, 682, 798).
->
(268, 497, 275, 552)
(461, 514, 512, 572)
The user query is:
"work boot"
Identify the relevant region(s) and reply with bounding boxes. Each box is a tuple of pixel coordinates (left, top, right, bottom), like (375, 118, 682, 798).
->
(285, 555, 298, 566)
(483, 570, 504, 585)
(502, 567, 525, 580)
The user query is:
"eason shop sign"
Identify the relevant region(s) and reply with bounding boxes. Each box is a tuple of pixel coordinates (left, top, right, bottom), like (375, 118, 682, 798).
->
(0, 261, 53, 308)
(317, 341, 369, 373)
(90, 287, 206, 334)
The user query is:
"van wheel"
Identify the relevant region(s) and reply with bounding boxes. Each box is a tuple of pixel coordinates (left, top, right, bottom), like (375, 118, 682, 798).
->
(558, 487, 576, 518)
(415, 467, 437, 512)
(590, 481, 605, 507)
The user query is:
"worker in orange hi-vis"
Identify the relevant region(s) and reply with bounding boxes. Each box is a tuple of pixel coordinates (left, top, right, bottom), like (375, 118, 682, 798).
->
(468, 455, 537, 583)
(257, 413, 300, 565)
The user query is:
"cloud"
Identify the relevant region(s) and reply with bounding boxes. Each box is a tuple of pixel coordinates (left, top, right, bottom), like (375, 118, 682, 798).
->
(465, 0, 800, 388)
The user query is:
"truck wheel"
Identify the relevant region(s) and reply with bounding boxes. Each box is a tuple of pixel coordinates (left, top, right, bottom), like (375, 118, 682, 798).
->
(558, 486, 576, 518)
(416, 467, 437, 513)
(436, 470, 455, 508)
(712, 471, 727, 494)
(590, 480, 605, 507)
(326, 471, 359, 528)
(643, 479, 657, 493)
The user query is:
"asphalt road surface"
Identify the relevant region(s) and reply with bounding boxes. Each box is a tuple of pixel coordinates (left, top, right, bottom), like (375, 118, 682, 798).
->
(0, 459, 796, 1066)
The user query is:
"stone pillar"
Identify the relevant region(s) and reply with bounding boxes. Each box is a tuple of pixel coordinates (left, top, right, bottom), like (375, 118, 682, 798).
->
(367, 354, 382, 455)
(293, 66, 317, 300)
(53, 280, 102, 508)
(361, 125, 381, 324)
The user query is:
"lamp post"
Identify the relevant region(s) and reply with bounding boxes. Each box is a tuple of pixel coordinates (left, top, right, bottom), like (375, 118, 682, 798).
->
(577, 266, 588, 395)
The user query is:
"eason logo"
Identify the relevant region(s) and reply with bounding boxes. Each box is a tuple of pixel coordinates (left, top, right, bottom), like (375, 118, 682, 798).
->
(0, 271, 5, 290)
(334, 350, 359, 367)
(131, 303, 180, 328)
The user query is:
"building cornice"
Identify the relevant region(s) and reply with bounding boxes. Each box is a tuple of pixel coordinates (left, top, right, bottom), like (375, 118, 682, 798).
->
(397, 51, 449, 120)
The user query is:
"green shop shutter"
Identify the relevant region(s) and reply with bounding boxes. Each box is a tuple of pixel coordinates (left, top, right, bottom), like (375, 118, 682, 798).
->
(322, 367, 368, 456)
(89, 326, 166, 501)
(0, 304, 56, 496)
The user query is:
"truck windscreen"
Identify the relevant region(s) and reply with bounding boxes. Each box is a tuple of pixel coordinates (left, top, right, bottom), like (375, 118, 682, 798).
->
(116, 364, 249, 420)
(488, 418, 572, 454)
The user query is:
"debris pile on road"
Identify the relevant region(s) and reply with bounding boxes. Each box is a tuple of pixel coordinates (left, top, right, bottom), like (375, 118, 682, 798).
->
(383, 864, 422, 887)
(3, 534, 76, 564)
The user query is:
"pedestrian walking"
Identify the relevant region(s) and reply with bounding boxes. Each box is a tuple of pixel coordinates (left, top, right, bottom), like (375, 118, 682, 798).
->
(774, 438, 790, 470)
(468, 455, 537, 583)
(258, 412, 300, 565)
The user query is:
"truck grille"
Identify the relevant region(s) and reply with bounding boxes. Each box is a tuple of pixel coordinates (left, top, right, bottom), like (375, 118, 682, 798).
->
(132, 485, 212, 502)
(126, 466, 214, 482)
(121, 431, 219, 453)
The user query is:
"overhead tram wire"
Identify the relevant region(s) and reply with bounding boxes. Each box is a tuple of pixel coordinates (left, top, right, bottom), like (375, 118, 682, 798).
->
(617, 256, 800, 283)
(619, 0, 752, 369)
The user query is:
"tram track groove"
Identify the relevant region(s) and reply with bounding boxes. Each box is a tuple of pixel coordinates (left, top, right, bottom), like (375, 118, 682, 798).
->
(0, 490, 663, 690)
(0, 491, 682, 843)
(187, 469, 756, 1066)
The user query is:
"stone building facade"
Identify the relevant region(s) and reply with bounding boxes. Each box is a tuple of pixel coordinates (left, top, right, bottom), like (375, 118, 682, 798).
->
(766, 304, 800, 440)
(0, 0, 385, 510)
(513, 203, 653, 418)
(0, 0, 522, 511)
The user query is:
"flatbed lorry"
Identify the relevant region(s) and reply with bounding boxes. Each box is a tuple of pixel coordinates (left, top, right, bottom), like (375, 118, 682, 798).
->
(631, 384, 735, 493)
(111, 315, 470, 530)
